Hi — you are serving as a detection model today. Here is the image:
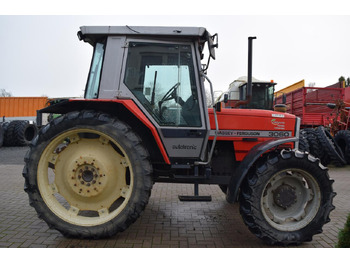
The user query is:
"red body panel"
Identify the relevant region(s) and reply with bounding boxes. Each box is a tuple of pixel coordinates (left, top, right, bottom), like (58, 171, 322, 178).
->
(208, 108, 296, 161)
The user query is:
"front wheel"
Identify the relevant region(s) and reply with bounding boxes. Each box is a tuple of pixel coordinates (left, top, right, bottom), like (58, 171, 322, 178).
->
(239, 149, 336, 245)
(23, 111, 153, 239)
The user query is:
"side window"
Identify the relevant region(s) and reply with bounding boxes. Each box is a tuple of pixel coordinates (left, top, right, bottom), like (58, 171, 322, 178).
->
(85, 43, 105, 99)
(124, 42, 201, 127)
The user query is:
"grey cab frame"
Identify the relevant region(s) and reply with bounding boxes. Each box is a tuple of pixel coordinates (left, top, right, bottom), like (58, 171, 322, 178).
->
(93, 35, 211, 163)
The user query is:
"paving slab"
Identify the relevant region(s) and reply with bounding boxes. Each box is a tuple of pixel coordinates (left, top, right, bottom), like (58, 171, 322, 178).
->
(0, 147, 349, 248)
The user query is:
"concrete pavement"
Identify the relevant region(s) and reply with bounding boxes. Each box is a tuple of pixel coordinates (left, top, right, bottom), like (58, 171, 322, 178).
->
(0, 147, 349, 248)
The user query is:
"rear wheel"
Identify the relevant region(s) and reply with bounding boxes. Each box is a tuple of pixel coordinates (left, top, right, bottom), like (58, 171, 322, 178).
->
(23, 111, 153, 238)
(239, 149, 335, 245)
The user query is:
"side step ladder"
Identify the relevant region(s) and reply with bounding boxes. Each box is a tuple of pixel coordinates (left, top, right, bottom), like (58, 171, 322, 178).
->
(178, 166, 212, 202)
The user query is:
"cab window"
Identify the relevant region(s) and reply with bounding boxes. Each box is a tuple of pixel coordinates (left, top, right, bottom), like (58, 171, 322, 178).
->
(124, 42, 201, 127)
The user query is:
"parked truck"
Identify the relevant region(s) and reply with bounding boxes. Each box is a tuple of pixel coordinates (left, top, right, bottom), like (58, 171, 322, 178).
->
(23, 26, 336, 245)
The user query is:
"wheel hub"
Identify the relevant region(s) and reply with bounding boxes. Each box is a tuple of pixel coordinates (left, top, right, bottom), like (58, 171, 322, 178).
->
(67, 157, 107, 197)
(273, 184, 297, 209)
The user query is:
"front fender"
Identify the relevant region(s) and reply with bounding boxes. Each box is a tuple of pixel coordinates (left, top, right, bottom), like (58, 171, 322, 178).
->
(226, 137, 298, 203)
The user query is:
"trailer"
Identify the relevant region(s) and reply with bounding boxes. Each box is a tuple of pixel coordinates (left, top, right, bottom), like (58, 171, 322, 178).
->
(275, 82, 347, 129)
(275, 81, 350, 165)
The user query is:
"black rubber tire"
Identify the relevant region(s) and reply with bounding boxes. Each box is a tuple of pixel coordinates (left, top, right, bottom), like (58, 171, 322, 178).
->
(239, 150, 336, 245)
(334, 130, 350, 164)
(23, 110, 153, 239)
(0, 124, 3, 147)
(303, 128, 329, 166)
(316, 126, 346, 167)
(14, 120, 38, 146)
(3, 121, 20, 147)
(299, 130, 310, 152)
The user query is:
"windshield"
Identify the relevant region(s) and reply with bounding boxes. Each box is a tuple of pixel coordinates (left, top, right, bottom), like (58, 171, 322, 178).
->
(85, 43, 105, 99)
(240, 83, 275, 110)
(124, 42, 201, 127)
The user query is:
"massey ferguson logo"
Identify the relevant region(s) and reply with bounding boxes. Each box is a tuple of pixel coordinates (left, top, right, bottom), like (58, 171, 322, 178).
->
(172, 144, 197, 150)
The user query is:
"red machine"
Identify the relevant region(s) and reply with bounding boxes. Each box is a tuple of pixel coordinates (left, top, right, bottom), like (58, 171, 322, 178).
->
(275, 85, 346, 128)
(24, 26, 335, 245)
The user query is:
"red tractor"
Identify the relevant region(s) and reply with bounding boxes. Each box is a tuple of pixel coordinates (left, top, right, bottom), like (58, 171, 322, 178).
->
(23, 26, 335, 245)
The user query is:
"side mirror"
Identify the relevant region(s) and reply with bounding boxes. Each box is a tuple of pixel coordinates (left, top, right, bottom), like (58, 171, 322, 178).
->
(207, 33, 218, 60)
(215, 101, 222, 112)
(224, 93, 228, 103)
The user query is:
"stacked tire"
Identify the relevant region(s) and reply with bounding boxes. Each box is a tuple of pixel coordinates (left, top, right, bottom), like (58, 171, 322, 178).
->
(0, 120, 38, 147)
(334, 130, 350, 165)
(0, 124, 4, 148)
(300, 126, 347, 167)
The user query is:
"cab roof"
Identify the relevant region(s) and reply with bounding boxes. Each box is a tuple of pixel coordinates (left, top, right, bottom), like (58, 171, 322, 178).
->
(78, 26, 210, 45)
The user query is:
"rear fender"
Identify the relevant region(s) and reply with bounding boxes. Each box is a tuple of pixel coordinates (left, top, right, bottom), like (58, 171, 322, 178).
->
(38, 99, 170, 164)
(226, 137, 298, 203)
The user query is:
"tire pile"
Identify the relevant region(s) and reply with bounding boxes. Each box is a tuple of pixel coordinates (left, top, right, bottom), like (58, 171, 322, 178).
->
(0, 120, 38, 147)
(299, 126, 350, 167)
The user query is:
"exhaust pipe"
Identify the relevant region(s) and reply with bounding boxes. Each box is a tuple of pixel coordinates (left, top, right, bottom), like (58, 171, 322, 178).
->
(234, 36, 256, 107)
(247, 36, 256, 102)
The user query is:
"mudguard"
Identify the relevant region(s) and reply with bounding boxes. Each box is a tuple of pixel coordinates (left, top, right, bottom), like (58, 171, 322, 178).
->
(37, 98, 171, 164)
(226, 137, 298, 203)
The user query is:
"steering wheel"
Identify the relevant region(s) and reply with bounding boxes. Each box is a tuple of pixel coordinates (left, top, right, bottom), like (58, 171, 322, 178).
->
(159, 82, 180, 104)
(158, 82, 180, 118)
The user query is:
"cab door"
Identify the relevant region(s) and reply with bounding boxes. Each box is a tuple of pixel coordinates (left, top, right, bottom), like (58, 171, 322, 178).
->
(119, 40, 209, 163)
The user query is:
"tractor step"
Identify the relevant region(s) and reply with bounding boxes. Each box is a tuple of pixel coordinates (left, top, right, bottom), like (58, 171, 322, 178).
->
(178, 183, 212, 202)
(178, 195, 212, 202)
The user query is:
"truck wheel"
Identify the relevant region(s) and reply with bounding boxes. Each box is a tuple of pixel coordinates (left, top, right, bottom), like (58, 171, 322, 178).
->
(334, 130, 350, 164)
(14, 121, 38, 146)
(23, 111, 153, 239)
(316, 126, 346, 167)
(239, 150, 335, 245)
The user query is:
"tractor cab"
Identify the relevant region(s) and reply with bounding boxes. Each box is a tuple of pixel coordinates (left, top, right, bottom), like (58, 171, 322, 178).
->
(78, 26, 218, 163)
(217, 76, 276, 110)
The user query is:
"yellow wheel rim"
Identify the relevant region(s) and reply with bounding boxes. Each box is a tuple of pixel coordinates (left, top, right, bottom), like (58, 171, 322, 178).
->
(37, 129, 133, 226)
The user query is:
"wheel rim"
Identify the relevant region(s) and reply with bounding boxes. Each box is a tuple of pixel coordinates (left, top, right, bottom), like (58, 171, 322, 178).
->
(37, 128, 133, 226)
(261, 168, 321, 231)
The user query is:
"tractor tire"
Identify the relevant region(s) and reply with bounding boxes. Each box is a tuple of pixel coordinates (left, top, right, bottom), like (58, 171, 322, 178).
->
(316, 126, 346, 167)
(298, 130, 310, 152)
(4, 121, 20, 147)
(23, 110, 153, 239)
(239, 149, 336, 245)
(334, 130, 350, 164)
(14, 120, 38, 146)
(0, 124, 3, 147)
(303, 128, 329, 166)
